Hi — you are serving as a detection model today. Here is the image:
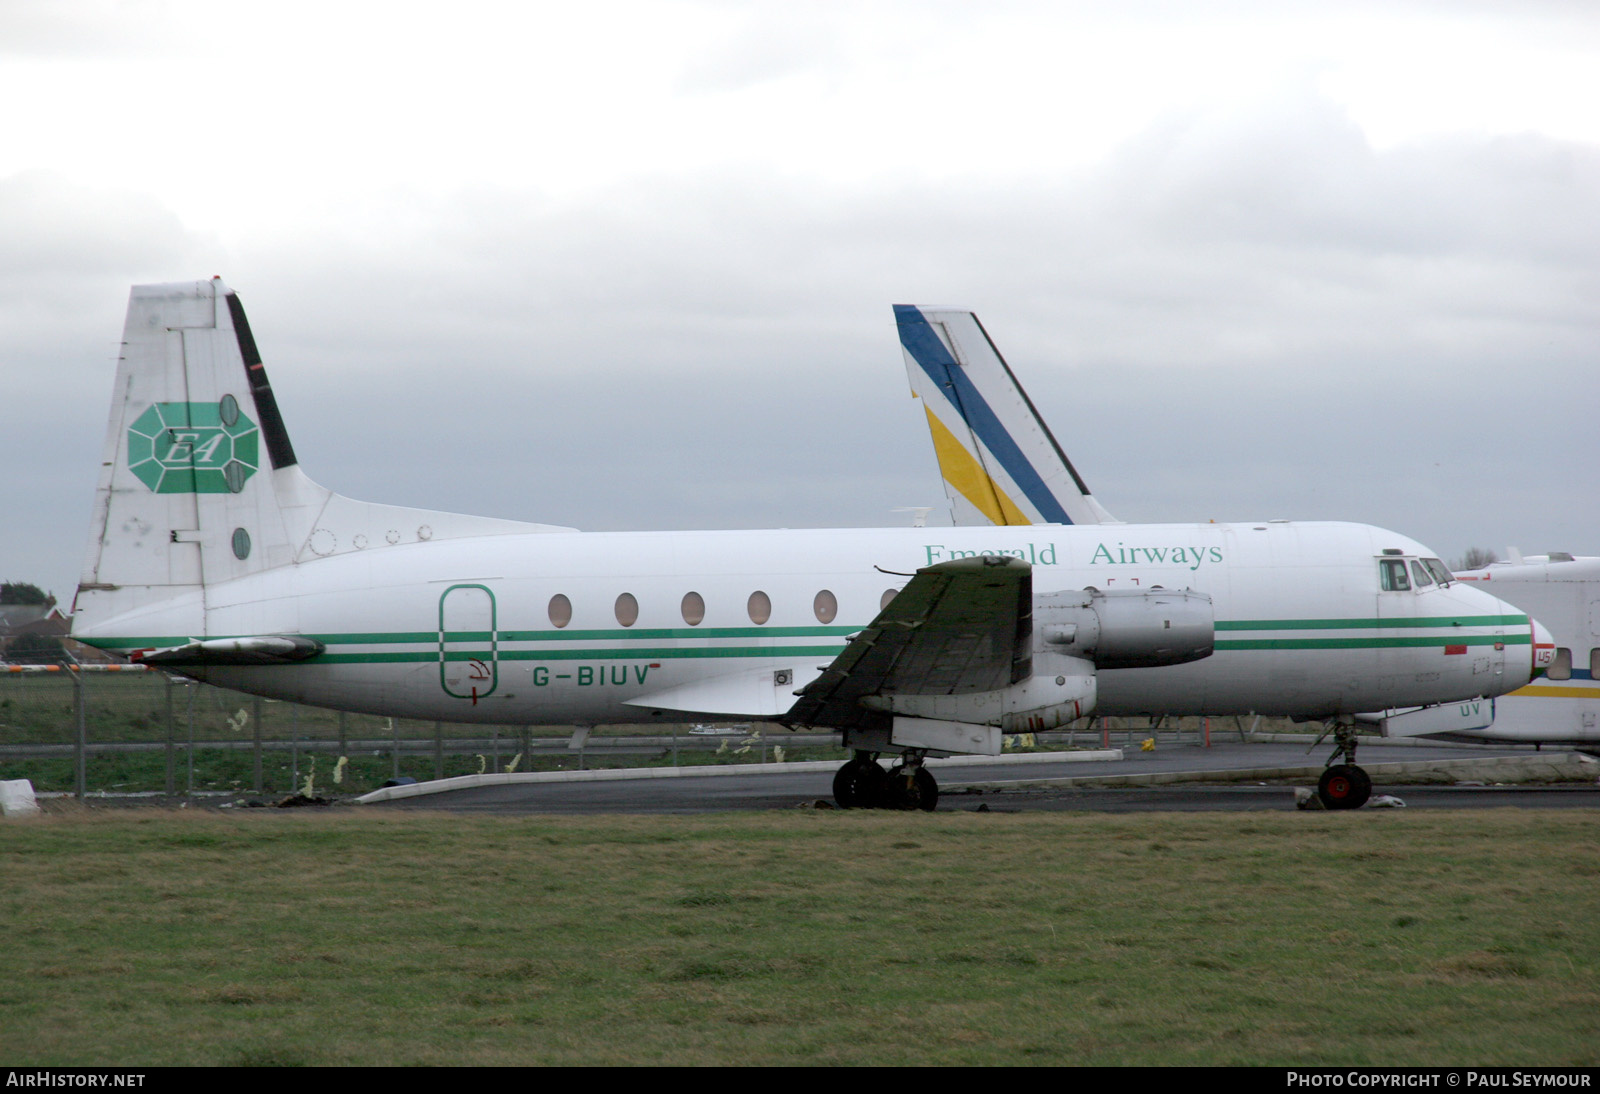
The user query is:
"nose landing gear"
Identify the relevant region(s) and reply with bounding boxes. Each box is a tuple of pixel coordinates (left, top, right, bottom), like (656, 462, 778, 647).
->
(1314, 722, 1373, 810)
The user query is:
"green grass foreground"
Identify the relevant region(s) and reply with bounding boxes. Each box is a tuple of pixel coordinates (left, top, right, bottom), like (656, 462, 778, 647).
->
(3, 808, 1597, 1066)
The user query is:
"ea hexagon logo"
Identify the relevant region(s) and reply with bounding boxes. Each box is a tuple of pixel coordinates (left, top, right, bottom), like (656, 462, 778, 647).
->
(127, 397, 261, 494)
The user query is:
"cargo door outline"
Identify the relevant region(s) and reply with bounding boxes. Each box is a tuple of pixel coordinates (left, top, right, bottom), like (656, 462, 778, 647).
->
(439, 584, 498, 702)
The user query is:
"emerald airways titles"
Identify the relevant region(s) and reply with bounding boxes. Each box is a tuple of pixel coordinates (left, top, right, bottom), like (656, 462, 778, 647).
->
(922, 541, 1225, 571)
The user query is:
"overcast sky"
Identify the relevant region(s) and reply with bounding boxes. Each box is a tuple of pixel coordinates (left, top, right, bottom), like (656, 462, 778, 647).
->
(3, 0, 1597, 601)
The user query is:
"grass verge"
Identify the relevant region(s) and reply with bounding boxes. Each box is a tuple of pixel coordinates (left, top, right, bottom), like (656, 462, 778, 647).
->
(2, 806, 1597, 1065)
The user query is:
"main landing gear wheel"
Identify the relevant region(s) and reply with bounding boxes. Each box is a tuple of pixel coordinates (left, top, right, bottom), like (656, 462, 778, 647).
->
(832, 753, 886, 809)
(882, 765, 938, 812)
(1318, 764, 1372, 810)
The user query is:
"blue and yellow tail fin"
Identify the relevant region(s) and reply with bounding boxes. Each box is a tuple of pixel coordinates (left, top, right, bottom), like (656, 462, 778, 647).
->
(894, 305, 1116, 527)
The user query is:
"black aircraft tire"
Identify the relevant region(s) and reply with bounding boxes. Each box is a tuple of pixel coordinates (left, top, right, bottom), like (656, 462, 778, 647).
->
(877, 766, 939, 812)
(1318, 764, 1372, 810)
(833, 757, 886, 808)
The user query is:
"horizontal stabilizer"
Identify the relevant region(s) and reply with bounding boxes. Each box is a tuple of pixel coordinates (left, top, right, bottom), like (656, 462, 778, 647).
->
(130, 635, 325, 667)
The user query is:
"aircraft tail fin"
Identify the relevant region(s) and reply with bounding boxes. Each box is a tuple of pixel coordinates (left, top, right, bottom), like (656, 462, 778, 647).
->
(894, 305, 1116, 527)
(75, 279, 568, 638)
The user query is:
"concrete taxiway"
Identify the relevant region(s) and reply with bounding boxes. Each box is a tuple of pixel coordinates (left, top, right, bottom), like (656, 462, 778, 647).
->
(360, 737, 1600, 814)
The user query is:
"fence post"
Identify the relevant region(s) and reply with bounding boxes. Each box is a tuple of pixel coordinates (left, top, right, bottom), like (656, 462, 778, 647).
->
(72, 664, 87, 801)
(164, 674, 175, 796)
(433, 721, 443, 780)
(252, 695, 263, 794)
(185, 682, 195, 796)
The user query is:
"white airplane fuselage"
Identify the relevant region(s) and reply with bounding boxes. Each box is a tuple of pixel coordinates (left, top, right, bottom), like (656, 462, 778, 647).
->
(77, 520, 1544, 726)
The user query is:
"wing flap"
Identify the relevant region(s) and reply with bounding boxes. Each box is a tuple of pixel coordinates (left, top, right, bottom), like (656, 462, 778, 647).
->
(622, 664, 826, 717)
(787, 555, 1032, 730)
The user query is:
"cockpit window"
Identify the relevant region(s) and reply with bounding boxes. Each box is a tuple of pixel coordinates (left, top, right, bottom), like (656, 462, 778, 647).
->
(1380, 558, 1411, 591)
(1423, 558, 1453, 586)
(1410, 560, 1434, 588)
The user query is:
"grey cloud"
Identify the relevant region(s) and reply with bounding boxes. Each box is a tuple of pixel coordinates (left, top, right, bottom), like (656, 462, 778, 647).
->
(4, 84, 1596, 601)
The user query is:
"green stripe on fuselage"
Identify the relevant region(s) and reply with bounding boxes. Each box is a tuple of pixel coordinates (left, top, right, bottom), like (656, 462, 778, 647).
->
(78, 615, 1530, 662)
(1216, 615, 1528, 631)
(316, 645, 852, 666)
(1216, 633, 1530, 652)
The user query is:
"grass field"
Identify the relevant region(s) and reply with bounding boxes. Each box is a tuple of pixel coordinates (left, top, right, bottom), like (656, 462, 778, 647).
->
(3, 806, 1597, 1066)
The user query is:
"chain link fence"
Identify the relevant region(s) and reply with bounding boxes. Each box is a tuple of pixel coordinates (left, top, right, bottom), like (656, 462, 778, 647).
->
(1, 665, 1261, 798)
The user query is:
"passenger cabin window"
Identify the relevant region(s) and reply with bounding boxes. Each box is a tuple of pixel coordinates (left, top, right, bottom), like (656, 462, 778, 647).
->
(1548, 648, 1572, 681)
(1380, 559, 1411, 591)
(748, 591, 771, 625)
(681, 591, 705, 626)
(1410, 560, 1434, 588)
(813, 589, 837, 624)
(615, 593, 639, 627)
(548, 594, 572, 628)
(880, 588, 899, 611)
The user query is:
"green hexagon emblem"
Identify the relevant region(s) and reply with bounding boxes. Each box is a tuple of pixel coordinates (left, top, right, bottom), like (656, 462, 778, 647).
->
(127, 401, 260, 494)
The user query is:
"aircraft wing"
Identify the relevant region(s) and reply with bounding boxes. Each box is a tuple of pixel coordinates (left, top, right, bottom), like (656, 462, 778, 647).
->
(895, 305, 1117, 527)
(786, 555, 1033, 731)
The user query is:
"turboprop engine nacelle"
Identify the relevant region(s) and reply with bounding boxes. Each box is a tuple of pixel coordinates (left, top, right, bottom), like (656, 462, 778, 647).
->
(1034, 587, 1214, 670)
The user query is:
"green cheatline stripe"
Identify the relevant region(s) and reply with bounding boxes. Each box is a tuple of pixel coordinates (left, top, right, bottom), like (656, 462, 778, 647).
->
(83, 626, 860, 649)
(326, 626, 859, 644)
(503, 626, 859, 642)
(1216, 615, 1528, 631)
(79, 614, 1532, 653)
(1216, 634, 1531, 652)
(315, 645, 849, 666)
(323, 626, 859, 643)
(80, 630, 1527, 662)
